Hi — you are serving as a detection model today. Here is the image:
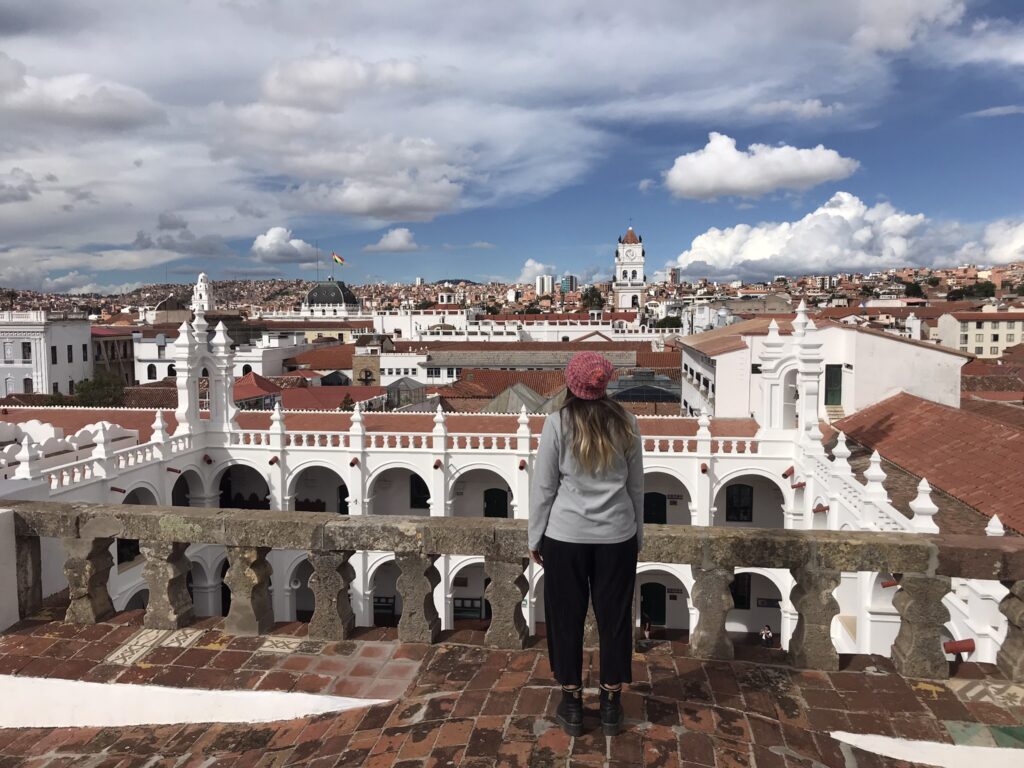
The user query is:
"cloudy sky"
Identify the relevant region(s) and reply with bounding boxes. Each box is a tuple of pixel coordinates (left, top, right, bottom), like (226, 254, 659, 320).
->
(1, 0, 1022, 292)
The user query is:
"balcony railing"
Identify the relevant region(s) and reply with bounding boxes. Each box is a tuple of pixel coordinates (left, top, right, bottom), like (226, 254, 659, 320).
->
(9, 499, 1024, 682)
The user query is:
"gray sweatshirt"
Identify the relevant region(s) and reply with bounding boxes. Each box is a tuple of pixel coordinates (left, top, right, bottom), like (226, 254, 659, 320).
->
(528, 409, 644, 551)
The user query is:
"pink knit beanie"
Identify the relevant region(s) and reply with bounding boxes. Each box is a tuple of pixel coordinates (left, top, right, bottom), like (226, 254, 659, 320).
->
(564, 352, 614, 400)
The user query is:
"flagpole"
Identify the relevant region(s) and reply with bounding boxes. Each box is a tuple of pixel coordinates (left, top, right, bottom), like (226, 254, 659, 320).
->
(331, 247, 336, 282)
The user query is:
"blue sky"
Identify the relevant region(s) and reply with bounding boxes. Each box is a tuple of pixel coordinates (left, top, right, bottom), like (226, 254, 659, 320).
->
(0, 0, 1022, 292)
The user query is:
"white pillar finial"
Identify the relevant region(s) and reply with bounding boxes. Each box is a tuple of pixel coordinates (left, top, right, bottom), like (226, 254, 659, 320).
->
(151, 410, 167, 443)
(985, 514, 1005, 537)
(909, 477, 940, 533)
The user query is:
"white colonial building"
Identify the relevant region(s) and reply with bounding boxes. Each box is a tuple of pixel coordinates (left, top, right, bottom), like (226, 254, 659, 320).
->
(0, 303, 1010, 664)
(0, 310, 93, 397)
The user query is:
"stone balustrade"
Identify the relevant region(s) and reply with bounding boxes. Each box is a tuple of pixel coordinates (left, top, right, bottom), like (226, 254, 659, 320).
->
(8, 499, 1024, 681)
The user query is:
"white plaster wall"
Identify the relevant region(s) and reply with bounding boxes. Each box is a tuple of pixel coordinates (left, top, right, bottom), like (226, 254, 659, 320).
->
(451, 472, 511, 518)
(370, 469, 428, 516)
(292, 466, 348, 513)
(726, 572, 783, 636)
(643, 473, 692, 525)
(635, 570, 690, 629)
(713, 349, 753, 419)
(712, 476, 786, 529)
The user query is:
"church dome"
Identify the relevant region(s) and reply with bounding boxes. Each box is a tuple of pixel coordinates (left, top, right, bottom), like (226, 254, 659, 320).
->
(619, 227, 641, 245)
(304, 279, 358, 306)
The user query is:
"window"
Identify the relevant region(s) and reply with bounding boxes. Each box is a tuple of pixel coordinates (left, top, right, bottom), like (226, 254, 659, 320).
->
(725, 484, 753, 522)
(147, 364, 157, 380)
(241, 364, 252, 375)
(750, 364, 762, 374)
(1008, 335, 1016, 343)
(23, 377, 32, 393)
(960, 334, 968, 344)
(1008, 321, 1016, 330)
(959, 347, 968, 352)
(730, 573, 752, 610)
(67, 344, 73, 363)
(992, 334, 1000, 342)
(427, 367, 440, 378)
(50, 345, 57, 365)
(167, 364, 176, 377)
(446, 368, 454, 377)
(960, 322, 968, 332)
(976, 321, 983, 329)
(991, 347, 998, 355)
(68, 380, 74, 394)
(82, 343, 88, 362)
(21, 342, 31, 361)
(410, 475, 430, 509)
(975, 347, 983, 354)
(52, 382, 59, 394)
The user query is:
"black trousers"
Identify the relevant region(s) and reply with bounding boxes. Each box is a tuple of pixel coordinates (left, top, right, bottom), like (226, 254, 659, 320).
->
(541, 534, 638, 687)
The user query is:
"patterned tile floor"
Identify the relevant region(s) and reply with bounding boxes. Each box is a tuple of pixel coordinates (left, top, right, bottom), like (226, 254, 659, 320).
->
(0, 608, 1022, 767)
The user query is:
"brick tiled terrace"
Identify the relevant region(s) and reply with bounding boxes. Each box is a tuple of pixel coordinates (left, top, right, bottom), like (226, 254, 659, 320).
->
(1, 607, 1023, 767)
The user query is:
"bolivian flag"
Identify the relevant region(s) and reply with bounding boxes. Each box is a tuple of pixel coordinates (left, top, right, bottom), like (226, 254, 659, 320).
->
(332, 252, 345, 265)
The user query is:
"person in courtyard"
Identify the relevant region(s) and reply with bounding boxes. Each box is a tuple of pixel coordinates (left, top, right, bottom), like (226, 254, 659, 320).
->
(528, 351, 644, 737)
(761, 625, 774, 647)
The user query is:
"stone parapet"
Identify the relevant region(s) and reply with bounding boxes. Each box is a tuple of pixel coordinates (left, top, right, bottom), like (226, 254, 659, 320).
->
(7, 499, 1024, 679)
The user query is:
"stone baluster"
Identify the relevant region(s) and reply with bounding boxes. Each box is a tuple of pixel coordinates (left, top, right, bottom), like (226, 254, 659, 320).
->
(15, 533, 42, 619)
(997, 580, 1024, 682)
(891, 573, 951, 679)
(689, 566, 734, 660)
(483, 557, 529, 649)
(141, 541, 195, 629)
(395, 551, 441, 644)
(223, 546, 273, 635)
(308, 550, 356, 641)
(62, 536, 115, 624)
(788, 564, 841, 670)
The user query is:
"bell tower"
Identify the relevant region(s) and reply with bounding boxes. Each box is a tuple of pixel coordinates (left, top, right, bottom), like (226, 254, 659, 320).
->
(612, 226, 646, 310)
(192, 272, 215, 313)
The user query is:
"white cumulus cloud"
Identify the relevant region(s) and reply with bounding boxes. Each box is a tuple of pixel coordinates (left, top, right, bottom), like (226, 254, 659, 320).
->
(516, 258, 556, 284)
(964, 105, 1024, 118)
(676, 192, 930, 278)
(250, 226, 317, 263)
(262, 54, 425, 111)
(663, 132, 860, 200)
(363, 227, 420, 252)
(982, 220, 1024, 265)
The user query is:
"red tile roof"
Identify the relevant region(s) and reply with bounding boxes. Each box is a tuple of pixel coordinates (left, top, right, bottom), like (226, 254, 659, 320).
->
(233, 372, 281, 401)
(835, 393, 1024, 534)
(281, 386, 386, 411)
(620, 227, 641, 245)
(90, 326, 133, 337)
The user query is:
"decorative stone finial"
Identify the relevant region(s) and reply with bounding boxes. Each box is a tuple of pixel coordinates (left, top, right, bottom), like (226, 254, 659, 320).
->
(831, 432, 852, 475)
(792, 300, 809, 337)
(173, 320, 194, 358)
(863, 450, 887, 500)
(985, 514, 1005, 537)
(211, 321, 232, 352)
(517, 404, 530, 431)
(697, 407, 711, 436)
(909, 477, 940, 533)
(15, 435, 34, 466)
(151, 410, 168, 443)
(270, 401, 284, 426)
(191, 310, 209, 339)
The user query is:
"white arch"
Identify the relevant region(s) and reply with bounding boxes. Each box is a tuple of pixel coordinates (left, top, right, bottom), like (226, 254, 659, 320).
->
(122, 481, 160, 505)
(712, 468, 790, 502)
(447, 463, 515, 499)
(366, 553, 398, 588)
(365, 460, 430, 495)
(734, 567, 791, 601)
(285, 461, 348, 497)
(212, 458, 267, 487)
(116, 584, 150, 612)
(279, 552, 311, 589)
(447, 555, 486, 593)
(643, 466, 693, 494)
(636, 562, 693, 590)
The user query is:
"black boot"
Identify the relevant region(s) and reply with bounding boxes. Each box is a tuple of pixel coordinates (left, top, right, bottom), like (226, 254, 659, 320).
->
(599, 685, 623, 736)
(556, 686, 583, 737)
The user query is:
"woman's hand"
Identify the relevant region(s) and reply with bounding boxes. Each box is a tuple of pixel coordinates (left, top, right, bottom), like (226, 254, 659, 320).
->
(529, 549, 543, 567)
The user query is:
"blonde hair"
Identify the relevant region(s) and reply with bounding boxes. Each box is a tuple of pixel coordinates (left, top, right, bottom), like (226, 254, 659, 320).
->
(560, 393, 637, 475)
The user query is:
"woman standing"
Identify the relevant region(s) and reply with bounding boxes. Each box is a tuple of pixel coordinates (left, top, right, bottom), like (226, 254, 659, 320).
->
(528, 352, 644, 737)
